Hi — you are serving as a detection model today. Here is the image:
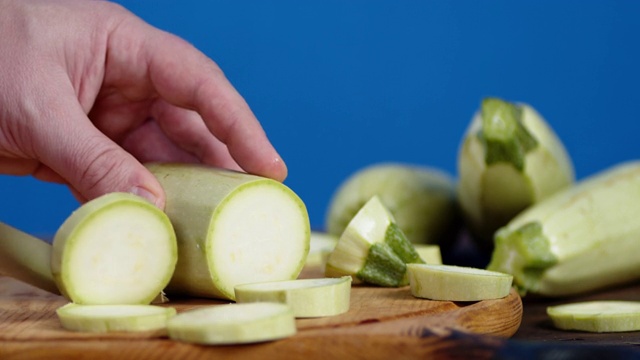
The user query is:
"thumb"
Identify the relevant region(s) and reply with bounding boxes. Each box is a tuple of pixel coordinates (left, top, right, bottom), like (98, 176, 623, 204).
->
(34, 99, 165, 208)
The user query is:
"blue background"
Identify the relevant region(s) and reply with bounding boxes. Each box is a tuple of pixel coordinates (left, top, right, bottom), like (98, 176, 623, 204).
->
(1, 1, 639, 237)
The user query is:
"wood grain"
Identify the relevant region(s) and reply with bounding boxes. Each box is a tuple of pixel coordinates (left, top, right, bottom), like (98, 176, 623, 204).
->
(0, 267, 522, 359)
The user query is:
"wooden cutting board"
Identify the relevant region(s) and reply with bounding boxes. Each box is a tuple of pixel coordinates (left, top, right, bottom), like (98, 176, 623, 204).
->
(0, 267, 522, 360)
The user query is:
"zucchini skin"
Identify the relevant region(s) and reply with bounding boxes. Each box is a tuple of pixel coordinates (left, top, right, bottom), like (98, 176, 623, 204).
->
(487, 161, 640, 297)
(457, 98, 574, 250)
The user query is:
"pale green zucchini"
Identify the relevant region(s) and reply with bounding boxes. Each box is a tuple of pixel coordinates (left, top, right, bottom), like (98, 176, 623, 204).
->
(147, 163, 310, 301)
(167, 303, 296, 345)
(326, 163, 458, 244)
(457, 97, 574, 248)
(235, 276, 351, 318)
(547, 301, 640, 333)
(56, 303, 176, 333)
(488, 161, 640, 297)
(51, 192, 177, 305)
(407, 264, 513, 301)
(325, 196, 424, 287)
(0, 221, 59, 294)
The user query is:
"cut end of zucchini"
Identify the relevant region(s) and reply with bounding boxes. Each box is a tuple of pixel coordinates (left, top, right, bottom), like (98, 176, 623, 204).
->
(167, 303, 296, 345)
(234, 276, 351, 318)
(56, 303, 176, 333)
(325, 196, 393, 279)
(407, 264, 513, 301)
(547, 301, 640, 333)
(325, 196, 422, 287)
(208, 180, 310, 300)
(51, 192, 177, 305)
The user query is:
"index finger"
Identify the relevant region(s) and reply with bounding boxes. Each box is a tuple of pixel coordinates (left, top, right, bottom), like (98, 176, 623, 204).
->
(108, 18, 287, 182)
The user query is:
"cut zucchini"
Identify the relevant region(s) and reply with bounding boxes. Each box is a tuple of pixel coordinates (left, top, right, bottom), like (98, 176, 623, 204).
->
(303, 231, 338, 269)
(407, 264, 513, 301)
(56, 303, 176, 333)
(235, 276, 351, 318)
(147, 163, 310, 301)
(51, 192, 177, 305)
(547, 301, 640, 333)
(0, 221, 59, 294)
(414, 244, 443, 265)
(325, 196, 424, 287)
(326, 163, 459, 245)
(167, 303, 296, 345)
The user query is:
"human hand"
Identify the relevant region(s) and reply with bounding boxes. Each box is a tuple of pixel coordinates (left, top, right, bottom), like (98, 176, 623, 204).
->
(0, 0, 287, 209)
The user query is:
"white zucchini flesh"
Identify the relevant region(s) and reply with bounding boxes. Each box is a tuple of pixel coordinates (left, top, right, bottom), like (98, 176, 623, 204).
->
(56, 303, 176, 333)
(547, 301, 640, 333)
(51, 192, 177, 305)
(167, 303, 296, 345)
(407, 264, 513, 301)
(234, 276, 351, 318)
(147, 163, 310, 301)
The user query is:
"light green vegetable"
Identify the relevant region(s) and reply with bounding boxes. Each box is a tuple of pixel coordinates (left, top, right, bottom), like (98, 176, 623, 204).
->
(407, 264, 513, 301)
(413, 244, 443, 265)
(457, 98, 574, 248)
(147, 163, 310, 301)
(167, 303, 296, 345)
(488, 161, 640, 297)
(0, 222, 59, 294)
(326, 163, 459, 244)
(56, 303, 176, 333)
(51, 192, 177, 305)
(547, 301, 640, 333)
(235, 276, 351, 318)
(303, 231, 338, 269)
(325, 196, 424, 287)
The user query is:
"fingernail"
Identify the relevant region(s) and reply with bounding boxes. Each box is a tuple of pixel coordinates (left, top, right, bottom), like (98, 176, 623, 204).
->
(130, 186, 162, 208)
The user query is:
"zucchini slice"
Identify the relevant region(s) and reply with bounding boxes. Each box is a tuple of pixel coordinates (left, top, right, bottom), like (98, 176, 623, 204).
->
(167, 303, 296, 345)
(57, 303, 176, 333)
(235, 276, 351, 318)
(407, 264, 513, 301)
(547, 301, 640, 333)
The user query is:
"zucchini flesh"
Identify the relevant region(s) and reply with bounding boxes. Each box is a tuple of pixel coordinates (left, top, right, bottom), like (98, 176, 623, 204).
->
(56, 303, 176, 333)
(51, 192, 177, 305)
(547, 301, 640, 333)
(235, 276, 351, 318)
(167, 303, 296, 345)
(325, 196, 424, 287)
(407, 264, 513, 301)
